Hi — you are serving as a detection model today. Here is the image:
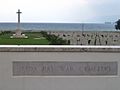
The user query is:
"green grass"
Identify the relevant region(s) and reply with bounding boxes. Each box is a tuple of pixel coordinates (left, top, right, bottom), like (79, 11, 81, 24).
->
(25, 32, 43, 39)
(0, 38, 49, 45)
(0, 34, 11, 38)
(0, 32, 50, 45)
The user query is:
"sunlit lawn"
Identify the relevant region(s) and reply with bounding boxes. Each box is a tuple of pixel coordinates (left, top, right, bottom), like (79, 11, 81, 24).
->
(0, 32, 50, 45)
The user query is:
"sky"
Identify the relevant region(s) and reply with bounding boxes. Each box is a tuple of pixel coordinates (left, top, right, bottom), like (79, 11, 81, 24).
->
(0, 0, 120, 23)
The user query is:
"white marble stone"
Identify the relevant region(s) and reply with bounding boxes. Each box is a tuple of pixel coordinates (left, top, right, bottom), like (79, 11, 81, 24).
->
(0, 46, 119, 90)
(48, 31, 120, 45)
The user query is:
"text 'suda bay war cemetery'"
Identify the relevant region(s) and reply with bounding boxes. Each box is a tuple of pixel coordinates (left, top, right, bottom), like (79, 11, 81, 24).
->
(0, 9, 120, 45)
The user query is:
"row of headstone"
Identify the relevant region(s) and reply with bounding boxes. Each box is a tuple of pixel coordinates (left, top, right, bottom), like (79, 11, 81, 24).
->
(48, 31, 120, 45)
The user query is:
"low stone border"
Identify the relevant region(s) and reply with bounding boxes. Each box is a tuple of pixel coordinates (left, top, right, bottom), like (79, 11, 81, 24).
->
(0, 45, 120, 52)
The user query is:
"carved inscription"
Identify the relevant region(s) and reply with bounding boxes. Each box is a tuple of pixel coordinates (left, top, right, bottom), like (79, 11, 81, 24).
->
(13, 62, 117, 76)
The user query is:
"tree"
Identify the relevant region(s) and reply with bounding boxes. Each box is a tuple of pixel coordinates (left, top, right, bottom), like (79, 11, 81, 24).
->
(115, 19, 120, 30)
(40, 31, 70, 45)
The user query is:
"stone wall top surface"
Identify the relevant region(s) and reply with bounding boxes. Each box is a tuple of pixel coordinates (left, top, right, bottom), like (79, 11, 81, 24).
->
(0, 45, 120, 52)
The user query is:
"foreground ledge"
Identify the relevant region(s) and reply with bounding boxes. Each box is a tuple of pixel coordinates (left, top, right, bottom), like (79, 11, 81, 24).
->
(0, 45, 120, 52)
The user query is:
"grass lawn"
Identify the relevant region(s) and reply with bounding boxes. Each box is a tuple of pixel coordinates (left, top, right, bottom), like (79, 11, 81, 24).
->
(0, 32, 50, 45)
(0, 38, 49, 45)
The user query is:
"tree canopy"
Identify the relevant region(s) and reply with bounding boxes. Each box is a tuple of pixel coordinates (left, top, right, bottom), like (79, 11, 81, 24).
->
(40, 31, 70, 45)
(115, 19, 120, 30)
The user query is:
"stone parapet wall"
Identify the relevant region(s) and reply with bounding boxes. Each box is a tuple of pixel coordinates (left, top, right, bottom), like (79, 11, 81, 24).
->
(0, 45, 120, 52)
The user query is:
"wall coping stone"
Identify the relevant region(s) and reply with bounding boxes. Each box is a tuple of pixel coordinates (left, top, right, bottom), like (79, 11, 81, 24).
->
(0, 45, 120, 52)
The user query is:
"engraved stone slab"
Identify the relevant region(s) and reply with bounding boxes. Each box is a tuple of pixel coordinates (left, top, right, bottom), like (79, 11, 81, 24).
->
(13, 61, 118, 76)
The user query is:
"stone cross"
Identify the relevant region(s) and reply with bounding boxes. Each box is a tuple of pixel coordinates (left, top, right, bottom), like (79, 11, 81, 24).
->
(16, 9, 22, 30)
(10, 9, 28, 38)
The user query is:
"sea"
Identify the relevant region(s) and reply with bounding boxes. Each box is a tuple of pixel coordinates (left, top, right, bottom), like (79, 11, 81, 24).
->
(0, 23, 116, 31)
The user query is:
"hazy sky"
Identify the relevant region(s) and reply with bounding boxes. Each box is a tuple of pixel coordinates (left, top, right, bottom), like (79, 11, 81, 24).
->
(0, 0, 120, 23)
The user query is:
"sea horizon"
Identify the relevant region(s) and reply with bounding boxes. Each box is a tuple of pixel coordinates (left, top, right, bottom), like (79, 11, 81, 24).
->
(0, 22, 116, 31)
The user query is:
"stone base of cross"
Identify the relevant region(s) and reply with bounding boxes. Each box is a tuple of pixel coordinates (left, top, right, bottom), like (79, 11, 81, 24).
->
(10, 29, 28, 38)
